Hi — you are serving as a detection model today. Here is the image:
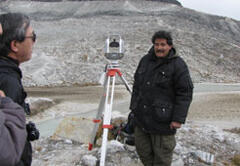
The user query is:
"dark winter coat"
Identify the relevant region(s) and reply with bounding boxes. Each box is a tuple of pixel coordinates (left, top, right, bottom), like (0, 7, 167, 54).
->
(0, 56, 26, 108)
(130, 47, 193, 135)
(0, 97, 27, 166)
(0, 56, 32, 166)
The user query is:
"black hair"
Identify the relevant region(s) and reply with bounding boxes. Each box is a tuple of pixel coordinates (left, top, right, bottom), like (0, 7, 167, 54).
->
(0, 13, 30, 57)
(151, 30, 173, 46)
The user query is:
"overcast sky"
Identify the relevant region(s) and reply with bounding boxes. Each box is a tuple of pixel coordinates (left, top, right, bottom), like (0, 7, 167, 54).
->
(178, 0, 240, 21)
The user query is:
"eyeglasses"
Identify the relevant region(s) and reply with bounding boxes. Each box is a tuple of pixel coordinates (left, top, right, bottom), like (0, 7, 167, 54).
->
(24, 31, 36, 42)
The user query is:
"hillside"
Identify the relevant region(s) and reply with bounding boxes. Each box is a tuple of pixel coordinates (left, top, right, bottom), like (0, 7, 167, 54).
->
(0, 0, 240, 86)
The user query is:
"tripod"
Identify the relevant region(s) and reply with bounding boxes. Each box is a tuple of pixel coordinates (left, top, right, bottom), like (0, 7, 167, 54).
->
(88, 62, 132, 166)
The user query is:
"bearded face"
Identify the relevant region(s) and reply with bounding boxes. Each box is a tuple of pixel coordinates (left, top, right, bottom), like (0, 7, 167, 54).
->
(154, 38, 172, 58)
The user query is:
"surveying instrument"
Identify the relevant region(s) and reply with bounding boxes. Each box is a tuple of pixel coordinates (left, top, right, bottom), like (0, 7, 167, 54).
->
(88, 35, 132, 166)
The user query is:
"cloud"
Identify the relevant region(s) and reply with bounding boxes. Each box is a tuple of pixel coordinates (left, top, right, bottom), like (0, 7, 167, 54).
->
(179, 0, 240, 21)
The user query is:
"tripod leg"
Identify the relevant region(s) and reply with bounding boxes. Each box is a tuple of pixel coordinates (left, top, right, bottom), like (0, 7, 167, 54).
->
(119, 74, 132, 94)
(88, 75, 108, 150)
(100, 75, 116, 166)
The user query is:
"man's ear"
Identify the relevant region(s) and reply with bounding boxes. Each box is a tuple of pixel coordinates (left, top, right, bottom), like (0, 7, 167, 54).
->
(10, 40, 19, 53)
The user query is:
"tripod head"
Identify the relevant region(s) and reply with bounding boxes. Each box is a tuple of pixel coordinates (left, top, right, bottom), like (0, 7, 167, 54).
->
(106, 61, 119, 70)
(104, 35, 124, 62)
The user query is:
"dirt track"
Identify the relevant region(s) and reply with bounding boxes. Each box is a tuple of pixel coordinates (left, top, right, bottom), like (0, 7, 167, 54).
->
(188, 92, 240, 129)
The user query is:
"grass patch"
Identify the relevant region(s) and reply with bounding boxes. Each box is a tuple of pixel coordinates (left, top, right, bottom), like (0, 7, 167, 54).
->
(224, 128, 240, 135)
(223, 154, 240, 166)
(232, 154, 240, 166)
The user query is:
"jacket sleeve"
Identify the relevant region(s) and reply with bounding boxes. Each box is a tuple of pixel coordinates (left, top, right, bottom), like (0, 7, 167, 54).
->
(172, 57, 193, 123)
(0, 97, 27, 166)
(0, 76, 23, 105)
(129, 58, 144, 112)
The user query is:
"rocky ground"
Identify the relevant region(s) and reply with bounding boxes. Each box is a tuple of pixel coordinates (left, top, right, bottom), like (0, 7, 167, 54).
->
(30, 122, 240, 166)
(25, 85, 240, 166)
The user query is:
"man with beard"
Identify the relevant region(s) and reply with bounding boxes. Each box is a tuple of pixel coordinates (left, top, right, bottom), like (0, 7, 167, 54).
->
(129, 30, 193, 165)
(0, 13, 39, 166)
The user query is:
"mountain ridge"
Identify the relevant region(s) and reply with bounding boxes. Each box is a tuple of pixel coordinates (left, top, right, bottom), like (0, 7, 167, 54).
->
(0, 0, 240, 86)
(19, 0, 182, 7)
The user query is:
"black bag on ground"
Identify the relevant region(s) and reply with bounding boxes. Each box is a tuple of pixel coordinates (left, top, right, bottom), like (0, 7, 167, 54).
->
(121, 112, 135, 146)
(122, 111, 135, 134)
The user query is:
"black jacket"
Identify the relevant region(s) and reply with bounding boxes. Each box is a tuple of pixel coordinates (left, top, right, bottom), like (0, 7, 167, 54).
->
(130, 47, 193, 135)
(0, 56, 32, 166)
(0, 56, 27, 107)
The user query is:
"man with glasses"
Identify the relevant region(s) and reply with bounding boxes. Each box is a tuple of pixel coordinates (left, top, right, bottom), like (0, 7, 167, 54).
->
(129, 30, 193, 166)
(0, 13, 39, 166)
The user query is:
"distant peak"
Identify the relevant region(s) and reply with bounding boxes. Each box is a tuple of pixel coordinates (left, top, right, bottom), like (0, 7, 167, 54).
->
(26, 0, 182, 6)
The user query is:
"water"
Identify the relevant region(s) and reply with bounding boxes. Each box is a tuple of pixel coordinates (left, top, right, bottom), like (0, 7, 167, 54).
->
(32, 83, 240, 137)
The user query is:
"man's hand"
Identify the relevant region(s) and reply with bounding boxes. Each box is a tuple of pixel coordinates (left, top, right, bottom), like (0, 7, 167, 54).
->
(170, 121, 181, 129)
(0, 90, 5, 97)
